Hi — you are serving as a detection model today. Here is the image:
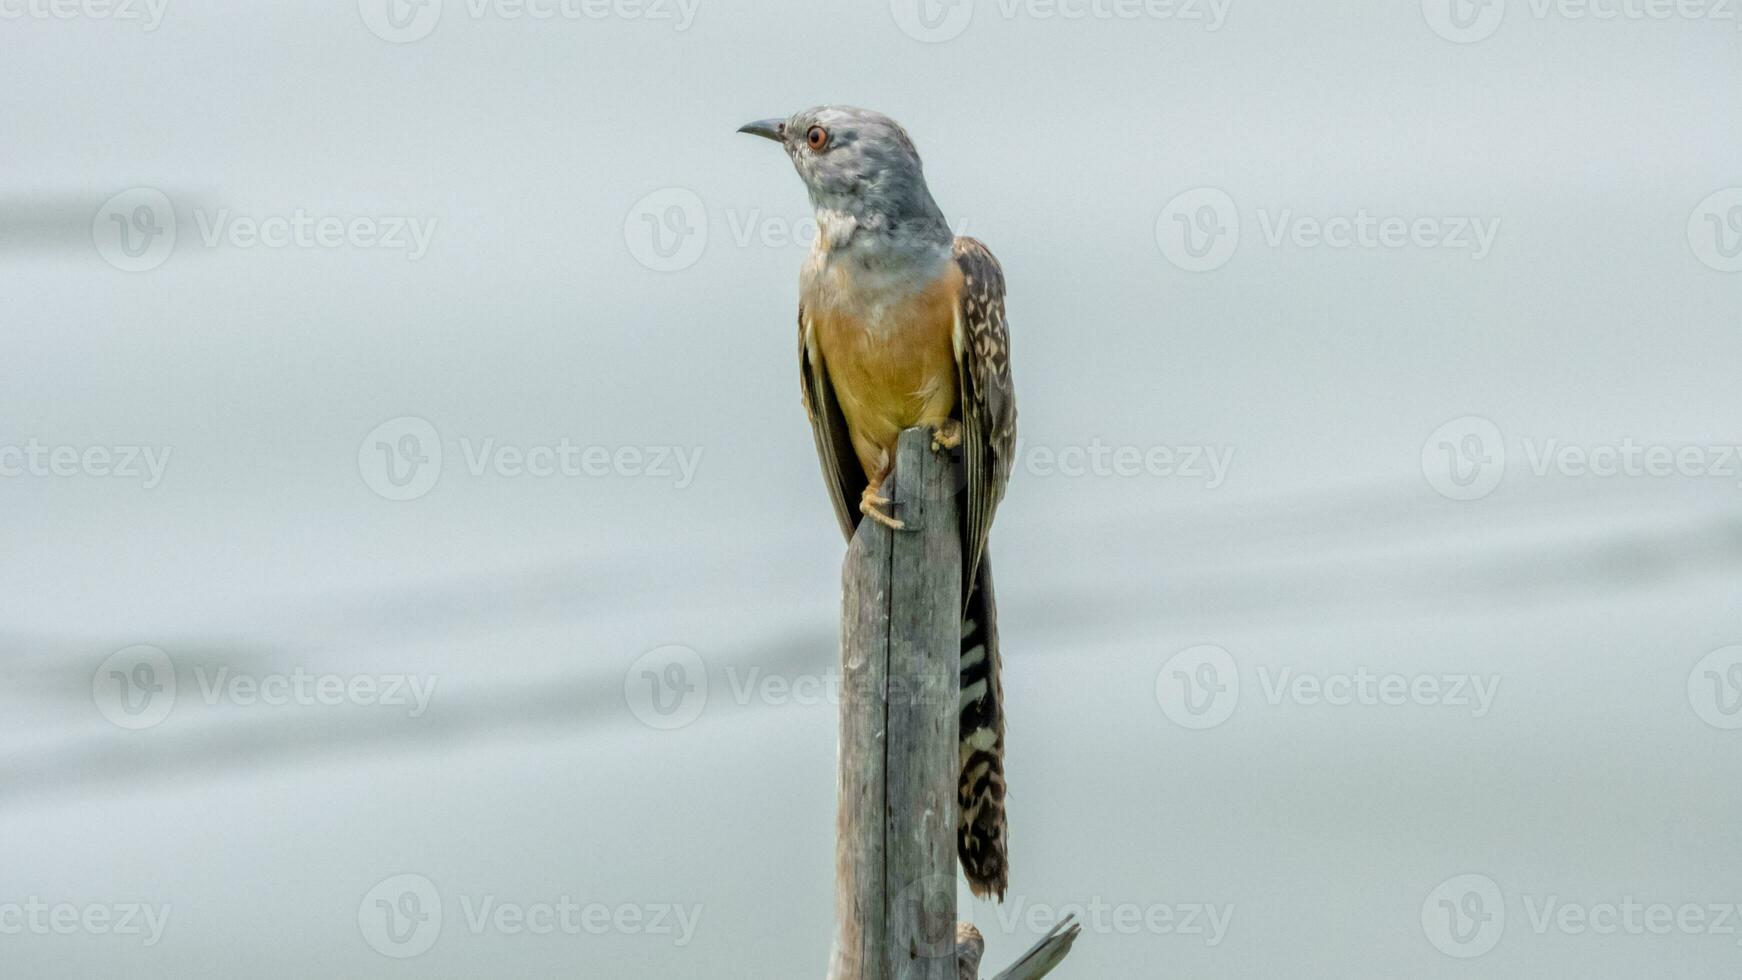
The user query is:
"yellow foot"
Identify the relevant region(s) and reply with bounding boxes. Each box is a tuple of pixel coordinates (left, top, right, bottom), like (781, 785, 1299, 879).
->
(932, 419, 963, 452)
(859, 492, 906, 531)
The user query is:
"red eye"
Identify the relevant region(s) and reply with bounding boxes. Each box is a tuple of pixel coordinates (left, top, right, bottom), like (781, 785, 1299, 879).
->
(806, 126, 829, 151)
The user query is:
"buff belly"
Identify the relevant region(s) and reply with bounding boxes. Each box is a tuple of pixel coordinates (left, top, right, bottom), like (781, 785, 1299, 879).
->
(806, 265, 962, 484)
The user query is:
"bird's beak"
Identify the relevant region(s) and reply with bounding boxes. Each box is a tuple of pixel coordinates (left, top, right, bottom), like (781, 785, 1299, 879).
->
(737, 118, 786, 143)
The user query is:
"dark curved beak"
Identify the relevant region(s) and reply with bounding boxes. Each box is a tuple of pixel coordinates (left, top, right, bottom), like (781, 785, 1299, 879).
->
(737, 118, 785, 143)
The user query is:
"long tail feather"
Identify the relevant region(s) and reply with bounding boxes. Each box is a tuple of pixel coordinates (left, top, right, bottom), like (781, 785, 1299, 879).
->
(957, 558, 1008, 900)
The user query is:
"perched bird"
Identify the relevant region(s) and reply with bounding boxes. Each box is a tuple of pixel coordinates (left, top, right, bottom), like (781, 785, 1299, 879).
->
(740, 106, 1017, 900)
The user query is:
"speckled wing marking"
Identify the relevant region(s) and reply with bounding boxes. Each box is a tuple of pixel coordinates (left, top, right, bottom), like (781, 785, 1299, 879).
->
(951, 236, 1016, 901)
(951, 236, 1016, 591)
(798, 305, 865, 541)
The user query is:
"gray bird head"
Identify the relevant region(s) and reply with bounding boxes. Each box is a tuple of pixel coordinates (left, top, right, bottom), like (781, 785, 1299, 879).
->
(739, 106, 951, 245)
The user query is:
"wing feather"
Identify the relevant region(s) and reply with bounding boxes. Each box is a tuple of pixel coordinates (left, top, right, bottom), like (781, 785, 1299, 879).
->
(798, 306, 865, 541)
(951, 237, 1016, 598)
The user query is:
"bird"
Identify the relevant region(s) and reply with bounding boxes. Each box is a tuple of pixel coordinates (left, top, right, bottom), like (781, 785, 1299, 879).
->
(740, 106, 1017, 901)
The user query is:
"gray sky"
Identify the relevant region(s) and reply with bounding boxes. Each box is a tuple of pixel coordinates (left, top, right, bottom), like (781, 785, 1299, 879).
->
(2, 1, 1740, 976)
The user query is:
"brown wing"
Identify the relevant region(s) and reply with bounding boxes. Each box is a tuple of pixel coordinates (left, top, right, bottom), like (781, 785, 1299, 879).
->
(798, 305, 866, 541)
(951, 237, 1016, 595)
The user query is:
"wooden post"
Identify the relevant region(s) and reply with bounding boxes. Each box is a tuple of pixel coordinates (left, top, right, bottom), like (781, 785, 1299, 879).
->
(830, 427, 1080, 980)
(832, 428, 961, 980)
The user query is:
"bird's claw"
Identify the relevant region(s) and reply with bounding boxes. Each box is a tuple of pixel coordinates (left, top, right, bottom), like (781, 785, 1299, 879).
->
(932, 420, 963, 453)
(859, 494, 906, 531)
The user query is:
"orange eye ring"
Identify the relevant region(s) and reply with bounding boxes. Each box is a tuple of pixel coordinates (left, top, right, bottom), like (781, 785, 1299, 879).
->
(806, 126, 829, 151)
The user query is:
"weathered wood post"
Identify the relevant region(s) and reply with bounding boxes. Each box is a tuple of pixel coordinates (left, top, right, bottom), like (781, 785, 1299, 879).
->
(832, 428, 961, 980)
(830, 427, 1080, 980)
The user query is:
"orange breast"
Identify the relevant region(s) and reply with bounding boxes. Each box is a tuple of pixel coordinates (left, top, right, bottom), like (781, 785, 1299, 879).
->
(807, 264, 961, 479)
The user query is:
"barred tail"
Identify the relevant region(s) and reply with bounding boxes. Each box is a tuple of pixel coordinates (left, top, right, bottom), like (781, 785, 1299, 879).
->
(957, 558, 1008, 901)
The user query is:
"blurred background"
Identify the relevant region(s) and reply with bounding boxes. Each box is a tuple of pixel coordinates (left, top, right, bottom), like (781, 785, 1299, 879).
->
(2, 0, 1740, 976)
